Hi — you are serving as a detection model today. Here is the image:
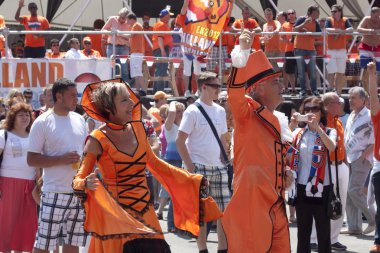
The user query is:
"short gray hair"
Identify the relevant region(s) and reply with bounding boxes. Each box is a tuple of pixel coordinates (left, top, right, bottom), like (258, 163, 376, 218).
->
(118, 8, 129, 18)
(348, 86, 367, 99)
(322, 92, 339, 104)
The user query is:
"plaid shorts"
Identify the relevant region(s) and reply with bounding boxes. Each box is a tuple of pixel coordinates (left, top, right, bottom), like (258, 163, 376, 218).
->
(34, 192, 88, 250)
(194, 163, 230, 211)
(207, 46, 229, 72)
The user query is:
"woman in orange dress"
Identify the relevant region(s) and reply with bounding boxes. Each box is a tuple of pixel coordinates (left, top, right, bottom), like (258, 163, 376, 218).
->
(73, 80, 221, 253)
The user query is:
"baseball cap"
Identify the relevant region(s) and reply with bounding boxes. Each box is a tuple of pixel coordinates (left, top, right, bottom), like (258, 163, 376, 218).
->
(159, 9, 174, 17)
(83, 36, 92, 43)
(153, 91, 172, 100)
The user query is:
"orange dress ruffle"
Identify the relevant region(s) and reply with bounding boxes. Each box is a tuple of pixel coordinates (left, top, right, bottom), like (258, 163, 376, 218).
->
(73, 122, 221, 253)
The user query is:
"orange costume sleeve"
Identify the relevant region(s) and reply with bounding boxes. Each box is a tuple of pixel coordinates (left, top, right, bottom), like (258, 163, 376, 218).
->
(144, 139, 222, 235)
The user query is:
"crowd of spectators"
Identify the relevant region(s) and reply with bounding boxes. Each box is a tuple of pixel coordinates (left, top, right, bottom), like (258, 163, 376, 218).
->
(0, 2, 377, 98)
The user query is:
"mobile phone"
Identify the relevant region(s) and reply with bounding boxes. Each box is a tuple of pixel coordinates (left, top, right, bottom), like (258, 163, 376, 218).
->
(297, 114, 309, 122)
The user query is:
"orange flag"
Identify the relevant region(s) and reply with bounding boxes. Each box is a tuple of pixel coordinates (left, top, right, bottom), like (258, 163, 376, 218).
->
(180, 0, 233, 58)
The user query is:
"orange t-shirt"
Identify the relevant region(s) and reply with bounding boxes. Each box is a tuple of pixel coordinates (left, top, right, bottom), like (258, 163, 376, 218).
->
(294, 17, 320, 51)
(263, 20, 281, 53)
(144, 26, 153, 56)
(327, 113, 345, 162)
(372, 111, 380, 161)
(282, 22, 295, 52)
(148, 107, 163, 132)
(152, 21, 173, 51)
(46, 51, 65, 58)
(233, 18, 261, 51)
(130, 22, 145, 54)
(326, 17, 351, 50)
(214, 18, 229, 46)
(20, 15, 50, 47)
(86, 34, 104, 56)
(81, 49, 101, 58)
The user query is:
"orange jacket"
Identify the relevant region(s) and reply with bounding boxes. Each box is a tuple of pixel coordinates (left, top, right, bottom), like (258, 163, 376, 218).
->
(223, 71, 290, 253)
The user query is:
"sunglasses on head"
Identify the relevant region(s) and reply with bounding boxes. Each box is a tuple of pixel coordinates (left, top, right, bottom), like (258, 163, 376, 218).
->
(304, 106, 320, 113)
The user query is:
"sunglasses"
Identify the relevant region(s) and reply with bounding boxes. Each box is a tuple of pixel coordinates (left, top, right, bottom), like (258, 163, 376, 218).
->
(51, 44, 59, 47)
(205, 83, 221, 89)
(84, 42, 91, 45)
(287, 12, 295, 14)
(331, 10, 338, 13)
(304, 106, 320, 113)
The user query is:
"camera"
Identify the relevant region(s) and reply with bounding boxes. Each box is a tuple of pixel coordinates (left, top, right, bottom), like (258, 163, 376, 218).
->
(297, 114, 309, 122)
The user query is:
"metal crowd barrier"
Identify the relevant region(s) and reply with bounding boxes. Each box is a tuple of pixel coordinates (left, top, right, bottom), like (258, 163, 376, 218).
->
(0, 28, 376, 94)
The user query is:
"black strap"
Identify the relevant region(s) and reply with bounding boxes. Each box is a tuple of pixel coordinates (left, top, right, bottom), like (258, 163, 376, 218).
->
(195, 102, 229, 164)
(326, 128, 340, 198)
(0, 130, 8, 166)
(334, 147, 341, 198)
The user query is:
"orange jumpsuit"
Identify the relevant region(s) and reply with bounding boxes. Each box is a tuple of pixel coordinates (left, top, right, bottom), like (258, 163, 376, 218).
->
(222, 71, 291, 253)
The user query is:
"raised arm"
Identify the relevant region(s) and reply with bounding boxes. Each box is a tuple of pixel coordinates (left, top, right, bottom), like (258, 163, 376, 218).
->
(165, 101, 177, 131)
(368, 62, 380, 116)
(14, 0, 25, 22)
(227, 28, 255, 121)
(181, 0, 189, 15)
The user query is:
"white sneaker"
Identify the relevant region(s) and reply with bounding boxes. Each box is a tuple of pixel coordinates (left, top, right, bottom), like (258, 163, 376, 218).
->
(363, 224, 376, 235)
(184, 90, 192, 97)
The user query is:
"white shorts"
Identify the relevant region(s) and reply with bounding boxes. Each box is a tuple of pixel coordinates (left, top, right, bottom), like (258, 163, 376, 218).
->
(326, 49, 347, 74)
(34, 192, 88, 250)
(130, 53, 143, 77)
(183, 56, 201, 77)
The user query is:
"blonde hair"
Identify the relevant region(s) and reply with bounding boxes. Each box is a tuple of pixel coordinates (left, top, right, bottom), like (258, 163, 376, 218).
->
(90, 82, 126, 119)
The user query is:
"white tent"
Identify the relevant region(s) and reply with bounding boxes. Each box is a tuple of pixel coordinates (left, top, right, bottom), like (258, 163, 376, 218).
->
(0, 0, 373, 30)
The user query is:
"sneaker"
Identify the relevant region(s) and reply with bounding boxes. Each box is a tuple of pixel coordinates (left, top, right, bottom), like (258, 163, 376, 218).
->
(310, 243, 318, 251)
(299, 91, 307, 98)
(331, 242, 347, 251)
(370, 244, 380, 253)
(156, 212, 163, 220)
(340, 229, 362, 235)
(363, 224, 376, 235)
(312, 90, 320, 96)
(184, 90, 192, 97)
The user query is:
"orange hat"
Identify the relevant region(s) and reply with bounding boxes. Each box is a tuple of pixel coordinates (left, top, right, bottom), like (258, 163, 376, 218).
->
(81, 78, 142, 124)
(228, 50, 281, 93)
(0, 15, 5, 29)
(83, 36, 92, 43)
(153, 91, 172, 100)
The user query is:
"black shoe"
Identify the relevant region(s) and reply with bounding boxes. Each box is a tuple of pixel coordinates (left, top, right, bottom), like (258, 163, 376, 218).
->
(299, 91, 307, 98)
(157, 212, 163, 220)
(312, 90, 320, 97)
(310, 243, 318, 251)
(331, 242, 347, 251)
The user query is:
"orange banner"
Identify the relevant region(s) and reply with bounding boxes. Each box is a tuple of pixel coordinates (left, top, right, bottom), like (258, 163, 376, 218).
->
(180, 0, 233, 57)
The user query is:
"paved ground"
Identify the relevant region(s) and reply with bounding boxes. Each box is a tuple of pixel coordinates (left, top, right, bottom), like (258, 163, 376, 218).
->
(160, 208, 374, 253)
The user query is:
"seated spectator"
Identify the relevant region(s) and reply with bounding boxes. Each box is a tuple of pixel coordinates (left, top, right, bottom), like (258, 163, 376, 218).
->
(86, 19, 105, 56)
(46, 39, 64, 58)
(81, 36, 101, 58)
(14, 0, 50, 58)
(15, 40, 24, 58)
(64, 38, 86, 59)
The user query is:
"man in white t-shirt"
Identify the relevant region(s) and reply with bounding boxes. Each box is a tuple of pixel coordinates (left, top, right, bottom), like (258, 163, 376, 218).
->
(27, 78, 88, 253)
(176, 71, 229, 253)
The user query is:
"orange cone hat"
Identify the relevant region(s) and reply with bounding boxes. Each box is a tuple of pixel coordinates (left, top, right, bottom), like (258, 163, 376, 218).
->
(228, 50, 281, 93)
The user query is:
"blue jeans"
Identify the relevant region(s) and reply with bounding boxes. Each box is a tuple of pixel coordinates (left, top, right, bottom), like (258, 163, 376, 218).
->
(294, 49, 317, 93)
(153, 46, 170, 93)
(372, 171, 380, 244)
(106, 44, 129, 82)
(166, 159, 182, 230)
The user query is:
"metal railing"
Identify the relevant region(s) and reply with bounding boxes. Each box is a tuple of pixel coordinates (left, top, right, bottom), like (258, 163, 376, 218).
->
(0, 28, 372, 93)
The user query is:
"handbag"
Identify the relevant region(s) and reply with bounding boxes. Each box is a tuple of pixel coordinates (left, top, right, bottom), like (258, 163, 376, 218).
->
(326, 145, 343, 220)
(195, 102, 233, 192)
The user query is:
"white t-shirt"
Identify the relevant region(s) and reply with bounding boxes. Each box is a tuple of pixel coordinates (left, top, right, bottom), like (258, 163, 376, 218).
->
(0, 130, 36, 180)
(179, 99, 227, 166)
(28, 110, 87, 193)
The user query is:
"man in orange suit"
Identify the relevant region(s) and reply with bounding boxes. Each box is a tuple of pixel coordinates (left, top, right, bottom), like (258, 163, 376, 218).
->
(222, 29, 292, 252)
